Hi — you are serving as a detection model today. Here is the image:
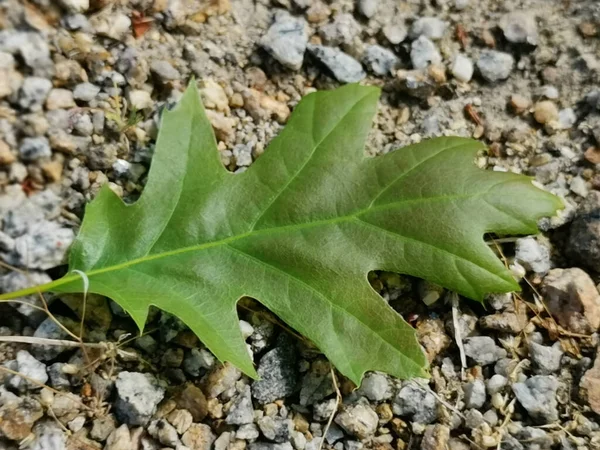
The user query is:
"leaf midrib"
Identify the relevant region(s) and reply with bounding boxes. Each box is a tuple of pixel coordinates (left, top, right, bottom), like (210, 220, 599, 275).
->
(29, 189, 508, 293)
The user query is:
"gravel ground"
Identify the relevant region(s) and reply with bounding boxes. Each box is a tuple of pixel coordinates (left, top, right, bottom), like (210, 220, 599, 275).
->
(0, 0, 600, 449)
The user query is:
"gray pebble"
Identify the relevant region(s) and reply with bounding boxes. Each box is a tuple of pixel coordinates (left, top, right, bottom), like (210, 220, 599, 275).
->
(47, 363, 71, 389)
(512, 375, 559, 423)
(226, 385, 254, 425)
(529, 342, 563, 374)
(477, 50, 514, 82)
(150, 60, 180, 82)
(410, 36, 442, 69)
(260, 12, 308, 71)
(464, 336, 507, 365)
(319, 13, 361, 46)
(451, 54, 474, 82)
(383, 24, 407, 44)
(257, 416, 293, 443)
(19, 137, 50, 161)
(357, 0, 377, 18)
(393, 381, 437, 424)
(114, 371, 165, 426)
(464, 409, 485, 429)
(249, 443, 293, 450)
(410, 17, 447, 40)
(237, 424, 260, 440)
(183, 348, 215, 377)
(29, 420, 66, 450)
(32, 317, 73, 361)
(486, 374, 508, 395)
(18, 77, 52, 111)
(464, 379, 486, 408)
(252, 336, 298, 404)
(10, 350, 48, 391)
(357, 372, 390, 402)
(499, 12, 538, 45)
(73, 82, 100, 102)
(362, 45, 399, 76)
(307, 44, 366, 83)
(334, 400, 378, 439)
(515, 237, 551, 274)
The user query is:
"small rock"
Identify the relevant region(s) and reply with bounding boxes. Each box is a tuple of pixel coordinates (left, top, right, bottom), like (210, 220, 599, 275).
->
(32, 317, 76, 361)
(512, 375, 559, 423)
(299, 360, 335, 406)
(464, 409, 485, 429)
(566, 192, 600, 272)
(19, 76, 52, 111)
(148, 419, 179, 447)
(176, 383, 208, 422)
(168, 409, 193, 435)
(90, 11, 131, 40)
(226, 385, 254, 425)
(0, 396, 43, 440)
(383, 24, 407, 44)
(205, 110, 236, 143)
(260, 12, 308, 70)
(19, 136, 51, 161)
(417, 318, 451, 362)
(313, 398, 337, 422)
(357, 372, 390, 402)
(47, 363, 70, 389)
(533, 101, 559, 125)
(486, 374, 508, 395)
(258, 416, 293, 443)
(10, 350, 48, 390)
(183, 348, 215, 377)
(252, 336, 298, 404)
(249, 443, 293, 450)
(73, 82, 100, 102)
(451, 54, 474, 82)
(237, 423, 260, 440)
(90, 415, 116, 442)
(60, 0, 89, 13)
(581, 348, 600, 415)
(515, 237, 551, 274)
(319, 13, 361, 46)
(205, 362, 241, 398)
(150, 60, 180, 82)
(477, 50, 514, 82)
(410, 36, 442, 69)
(357, 0, 377, 18)
(334, 400, 378, 439)
(558, 108, 576, 129)
(127, 90, 153, 110)
(410, 17, 447, 40)
(541, 267, 600, 333)
(45, 88, 75, 110)
(393, 381, 438, 424)
(29, 420, 66, 450)
(464, 379, 486, 408)
(421, 424, 450, 450)
(307, 44, 365, 83)
(200, 79, 229, 113)
(499, 12, 538, 45)
(181, 423, 215, 450)
(114, 372, 165, 426)
(463, 337, 507, 365)
(105, 424, 131, 450)
(529, 342, 563, 374)
(362, 45, 399, 76)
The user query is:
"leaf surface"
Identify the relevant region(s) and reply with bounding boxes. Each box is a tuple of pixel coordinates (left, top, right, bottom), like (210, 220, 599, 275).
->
(0, 83, 561, 383)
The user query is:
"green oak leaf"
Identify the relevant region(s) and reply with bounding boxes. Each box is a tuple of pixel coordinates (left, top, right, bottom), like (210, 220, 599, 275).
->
(0, 83, 561, 383)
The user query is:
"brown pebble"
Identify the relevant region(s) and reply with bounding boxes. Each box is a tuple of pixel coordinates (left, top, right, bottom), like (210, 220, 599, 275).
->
(0, 139, 15, 165)
(585, 147, 600, 165)
(579, 22, 598, 37)
(533, 101, 558, 124)
(509, 94, 530, 114)
(176, 384, 208, 422)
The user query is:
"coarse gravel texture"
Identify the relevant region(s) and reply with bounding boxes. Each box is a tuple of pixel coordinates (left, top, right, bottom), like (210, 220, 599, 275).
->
(0, 0, 600, 450)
